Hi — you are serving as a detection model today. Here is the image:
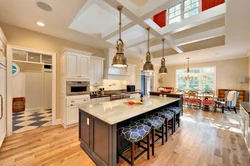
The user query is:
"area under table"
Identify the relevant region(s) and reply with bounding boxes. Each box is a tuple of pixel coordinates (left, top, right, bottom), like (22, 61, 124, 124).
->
(78, 96, 182, 166)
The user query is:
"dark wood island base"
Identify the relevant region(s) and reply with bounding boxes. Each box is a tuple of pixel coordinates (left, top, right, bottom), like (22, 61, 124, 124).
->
(79, 96, 182, 166)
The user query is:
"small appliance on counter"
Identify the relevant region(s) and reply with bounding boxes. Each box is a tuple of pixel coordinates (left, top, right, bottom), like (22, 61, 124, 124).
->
(127, 85, 135, 92)
(99, 88, 105, 96)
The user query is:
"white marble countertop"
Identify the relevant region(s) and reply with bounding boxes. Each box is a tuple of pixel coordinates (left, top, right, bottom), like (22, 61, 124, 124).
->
(79, 96, 180, 125)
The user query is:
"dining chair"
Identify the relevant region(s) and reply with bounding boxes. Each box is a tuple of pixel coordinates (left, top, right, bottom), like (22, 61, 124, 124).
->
(188, 90, 201, 108)
(219, 91, 239, 114)
(202, 90, 216, 111)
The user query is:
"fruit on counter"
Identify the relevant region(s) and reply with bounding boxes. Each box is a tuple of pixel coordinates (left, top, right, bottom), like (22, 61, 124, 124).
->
(124, 101, 143, 105)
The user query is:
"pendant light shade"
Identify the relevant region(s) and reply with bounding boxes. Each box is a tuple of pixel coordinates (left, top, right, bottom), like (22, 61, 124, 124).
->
(159, 39, 167, 74)
(112, 6, 128, 68)
(143, 27, 154, 72)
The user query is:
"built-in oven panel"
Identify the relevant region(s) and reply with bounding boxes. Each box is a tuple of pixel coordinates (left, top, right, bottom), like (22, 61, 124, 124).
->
(66, 81, 90, 96)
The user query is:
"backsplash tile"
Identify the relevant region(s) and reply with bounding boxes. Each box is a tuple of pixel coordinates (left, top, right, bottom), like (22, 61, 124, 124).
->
(90, 79, 127, 91)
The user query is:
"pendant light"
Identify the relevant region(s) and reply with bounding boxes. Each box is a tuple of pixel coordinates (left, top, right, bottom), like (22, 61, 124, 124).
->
(159, 39, 167, 74)
(143, 27, 154, 72)
(112, 5, 128, 68)
(180, 57, 197, 80)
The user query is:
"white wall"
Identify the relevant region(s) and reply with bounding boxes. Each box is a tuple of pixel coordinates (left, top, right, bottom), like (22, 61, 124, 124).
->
(12, 73, 25, 97)
(25, 72, 43, 111)
(159, 57, 249, 91)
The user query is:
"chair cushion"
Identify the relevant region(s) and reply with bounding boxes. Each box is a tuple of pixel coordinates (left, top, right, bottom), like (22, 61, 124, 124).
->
(139, 115, 165, 129)
(167, 106, 181, 114)
(118, 123, 151, 143)
(155, 111, 174, 120)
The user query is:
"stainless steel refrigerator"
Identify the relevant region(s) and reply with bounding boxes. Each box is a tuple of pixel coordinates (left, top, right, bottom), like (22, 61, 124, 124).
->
(0, 50, 6, 147)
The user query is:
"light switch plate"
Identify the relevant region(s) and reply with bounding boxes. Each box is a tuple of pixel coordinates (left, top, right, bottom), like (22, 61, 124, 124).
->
(87, 118, 89, 125)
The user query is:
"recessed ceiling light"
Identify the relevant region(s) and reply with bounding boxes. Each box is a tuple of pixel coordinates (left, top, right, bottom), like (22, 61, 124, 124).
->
(37, 21, 45, 26)
(37, 2, 52, 12)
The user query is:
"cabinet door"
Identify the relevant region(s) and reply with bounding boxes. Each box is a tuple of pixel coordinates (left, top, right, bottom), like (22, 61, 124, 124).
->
(95, 60, 103, 85)
(78, 55, 90, 79)
(67, 53, 79, 79)
(90, 59, 95, 85)
(67, 106, 79, 125)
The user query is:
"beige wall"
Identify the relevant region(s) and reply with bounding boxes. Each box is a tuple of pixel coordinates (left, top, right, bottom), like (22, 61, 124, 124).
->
(159, 57, 249, 92)
(0, 22, 143, 119)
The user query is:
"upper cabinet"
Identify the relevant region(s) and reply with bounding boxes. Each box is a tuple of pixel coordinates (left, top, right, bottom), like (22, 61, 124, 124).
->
(90, 56, 104, 86)
(126, 64, 136, 85)
(60, 49, 91, 80)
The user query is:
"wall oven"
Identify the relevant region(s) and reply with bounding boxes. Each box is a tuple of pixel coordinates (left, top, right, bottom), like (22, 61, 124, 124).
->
(66, 81, 90, 96)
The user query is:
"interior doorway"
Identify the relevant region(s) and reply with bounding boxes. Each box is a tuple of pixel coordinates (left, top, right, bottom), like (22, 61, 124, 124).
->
(140, 70, 154, 96)
(7, 46, 56, 135)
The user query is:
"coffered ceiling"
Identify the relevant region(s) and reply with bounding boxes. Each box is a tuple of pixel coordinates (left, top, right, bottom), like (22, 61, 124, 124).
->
(0, 0, 249, 65)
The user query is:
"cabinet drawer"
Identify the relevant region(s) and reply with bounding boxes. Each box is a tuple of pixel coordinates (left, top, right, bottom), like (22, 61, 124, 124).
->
(67, 97, 90, 106)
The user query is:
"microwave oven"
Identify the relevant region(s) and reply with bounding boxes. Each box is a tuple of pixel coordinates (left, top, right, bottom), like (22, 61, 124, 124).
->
(66, 81, 90, 96)
(127, 85, 135, 92)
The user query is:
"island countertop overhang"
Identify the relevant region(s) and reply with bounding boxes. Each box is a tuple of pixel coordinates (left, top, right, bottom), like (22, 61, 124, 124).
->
(79, 96, 180, 125)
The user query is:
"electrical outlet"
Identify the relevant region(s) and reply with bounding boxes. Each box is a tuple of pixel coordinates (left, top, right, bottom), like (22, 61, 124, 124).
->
(87, 118, 89, 125)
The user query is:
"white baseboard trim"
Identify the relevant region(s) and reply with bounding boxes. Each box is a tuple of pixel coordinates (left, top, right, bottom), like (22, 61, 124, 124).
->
(53, 119, 62, 125)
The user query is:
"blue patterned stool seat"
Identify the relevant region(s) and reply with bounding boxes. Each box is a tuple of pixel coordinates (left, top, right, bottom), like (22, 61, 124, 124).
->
(118, 123, 151, 143)
(167, 106, 181, 114)
(156, 110, 174, 120)
(139, 115, 165, 129)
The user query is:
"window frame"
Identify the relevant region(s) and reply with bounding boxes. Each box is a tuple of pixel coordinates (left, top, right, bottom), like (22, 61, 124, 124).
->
(167, 0, 202, 25)
(175, 66, 217, 94)
(168, 3, 182, 25)
(183, 0, 200, 19)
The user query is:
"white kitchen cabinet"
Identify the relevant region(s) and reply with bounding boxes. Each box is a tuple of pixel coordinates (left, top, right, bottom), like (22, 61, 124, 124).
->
(60, 49, 91, 80)
(67, 106, 79, 125)
(67, 53, 78, 79)
(126, 64, 136, 85)
(90, 56, 104, 86)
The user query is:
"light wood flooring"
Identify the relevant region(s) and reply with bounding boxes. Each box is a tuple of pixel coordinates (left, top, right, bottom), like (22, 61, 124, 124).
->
(0, 108, 250, 166)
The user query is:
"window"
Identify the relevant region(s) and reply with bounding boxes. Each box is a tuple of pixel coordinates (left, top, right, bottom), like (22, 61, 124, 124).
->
(176, 67, 216, 92)
(184, 0, 199, 18)
(168, 3, 182, 24)
(167, 0, 200, 25)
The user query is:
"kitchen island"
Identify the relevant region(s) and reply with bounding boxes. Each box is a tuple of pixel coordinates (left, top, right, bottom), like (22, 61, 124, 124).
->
(79, 96, 182, 166)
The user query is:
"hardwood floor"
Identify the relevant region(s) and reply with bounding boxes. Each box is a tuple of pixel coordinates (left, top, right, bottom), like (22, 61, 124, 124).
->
(0, 108, 250, 166)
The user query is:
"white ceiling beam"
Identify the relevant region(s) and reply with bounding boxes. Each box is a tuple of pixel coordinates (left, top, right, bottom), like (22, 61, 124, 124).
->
(102, 18, 135, 40)
(102, 0, 183, 54)
(160, 3, 226, 35)
(150, 26, 225, 52)
(175, 26, 225, 46)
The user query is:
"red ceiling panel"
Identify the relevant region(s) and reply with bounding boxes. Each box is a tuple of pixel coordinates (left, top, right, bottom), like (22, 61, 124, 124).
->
(202, 0, 224, 11)
(153, 10, 166, 28)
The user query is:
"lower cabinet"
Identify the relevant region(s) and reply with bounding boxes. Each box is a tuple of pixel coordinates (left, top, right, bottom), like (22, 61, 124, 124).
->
(67, 106, 79, 125)
(79, 110, 117, 166)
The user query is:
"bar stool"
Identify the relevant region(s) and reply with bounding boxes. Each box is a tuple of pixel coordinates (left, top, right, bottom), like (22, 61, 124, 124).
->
(167, 106, 181, 132)
(154, 110, 174, 142)
(117, 122, 151, 166)
(138, 115, 165, 156)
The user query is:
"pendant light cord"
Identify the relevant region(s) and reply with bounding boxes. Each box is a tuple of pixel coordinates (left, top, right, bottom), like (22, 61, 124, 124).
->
(162, 39, 165, 58)
(119, 7, 122, 40)
(147, 28, 150, 53)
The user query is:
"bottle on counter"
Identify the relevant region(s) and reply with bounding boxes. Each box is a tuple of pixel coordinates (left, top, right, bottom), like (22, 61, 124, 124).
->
(140, 93, 143, 102)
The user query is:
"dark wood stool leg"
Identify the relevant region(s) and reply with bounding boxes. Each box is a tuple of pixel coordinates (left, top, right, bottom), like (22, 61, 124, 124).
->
(161, 125, 164, 145)
(178, 113, 180, 128)
(172, 118, 174, 134)
(147, 134, 150, 160)
(152, 129, 155, 156)
(233, 107, 237, 114)
(117, 134, 119, 164)
(165, 120, 168, 142)
(131, 142, 134, 166)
